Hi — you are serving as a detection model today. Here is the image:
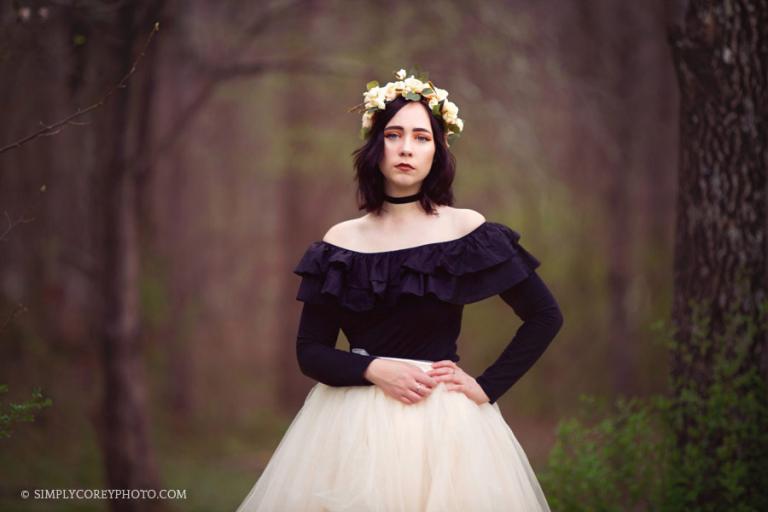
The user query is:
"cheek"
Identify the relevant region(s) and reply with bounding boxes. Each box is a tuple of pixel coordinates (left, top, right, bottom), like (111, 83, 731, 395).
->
(380, 143, 399, 168)
(424, 146, 436, 164)
(383, 141, 398, 158)
(378, 145, 390, 164)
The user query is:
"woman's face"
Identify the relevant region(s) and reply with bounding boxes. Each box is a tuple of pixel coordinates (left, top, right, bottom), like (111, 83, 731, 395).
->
(378, 101, 436, 196)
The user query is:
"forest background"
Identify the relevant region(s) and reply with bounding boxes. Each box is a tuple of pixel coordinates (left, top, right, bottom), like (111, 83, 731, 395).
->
(1, 1, 765, 511)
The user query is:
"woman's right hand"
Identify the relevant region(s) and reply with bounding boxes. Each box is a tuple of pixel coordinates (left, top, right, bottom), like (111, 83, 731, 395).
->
(363, 359, 438, 405)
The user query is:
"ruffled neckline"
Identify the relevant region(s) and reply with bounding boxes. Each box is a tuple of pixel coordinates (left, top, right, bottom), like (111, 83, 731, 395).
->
(293, 221, 541, 311)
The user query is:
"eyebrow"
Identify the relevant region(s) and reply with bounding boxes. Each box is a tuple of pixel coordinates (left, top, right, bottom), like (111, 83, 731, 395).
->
(384, 125, 433, 135)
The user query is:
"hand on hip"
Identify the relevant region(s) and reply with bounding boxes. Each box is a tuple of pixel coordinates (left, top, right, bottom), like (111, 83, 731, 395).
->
(427, 360, 490, 405)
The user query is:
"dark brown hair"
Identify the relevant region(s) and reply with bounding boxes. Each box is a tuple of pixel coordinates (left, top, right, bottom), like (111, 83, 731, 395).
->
(351, 96, 456, 215)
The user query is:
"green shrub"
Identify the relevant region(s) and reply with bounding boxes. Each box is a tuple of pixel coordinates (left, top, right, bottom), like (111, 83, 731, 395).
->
(541, 302, 768, 511)
(540, 394, 672, 511)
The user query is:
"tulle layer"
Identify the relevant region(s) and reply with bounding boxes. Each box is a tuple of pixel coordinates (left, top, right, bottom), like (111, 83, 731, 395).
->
(236, 357, 551, 512)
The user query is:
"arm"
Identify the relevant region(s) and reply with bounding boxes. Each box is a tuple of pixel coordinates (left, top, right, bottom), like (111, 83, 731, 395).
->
(295, 300, 378, 387)
(475, 271, 564, 404)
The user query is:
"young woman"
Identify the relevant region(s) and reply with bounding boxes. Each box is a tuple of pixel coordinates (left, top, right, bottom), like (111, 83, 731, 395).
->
(236, 69, 564, 512)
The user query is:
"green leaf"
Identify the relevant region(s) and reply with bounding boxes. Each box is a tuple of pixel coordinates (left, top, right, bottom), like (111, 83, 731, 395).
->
(421, 88, 435, 96)
(366, 80, 379, 91)
(412, 64, 428, 82)
(404, 92, 421, 101)
(447, 123, 461, 133)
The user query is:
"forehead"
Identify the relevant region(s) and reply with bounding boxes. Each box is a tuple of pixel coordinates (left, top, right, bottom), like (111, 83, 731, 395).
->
(385, 102, 432, 131)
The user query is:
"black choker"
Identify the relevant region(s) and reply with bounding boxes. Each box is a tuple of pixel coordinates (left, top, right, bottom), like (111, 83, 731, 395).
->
(383, 192, 422, 204)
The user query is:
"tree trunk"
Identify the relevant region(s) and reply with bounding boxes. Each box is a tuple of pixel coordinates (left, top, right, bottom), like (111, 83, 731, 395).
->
(669, 0, 767, 399)
(95, 3, 166, 510)
(668, 0, 768, 506)
(277, 0, 322, 411)
(603, 1, 637, 397)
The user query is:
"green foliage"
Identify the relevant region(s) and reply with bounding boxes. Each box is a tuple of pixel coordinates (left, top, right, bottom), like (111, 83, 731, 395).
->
(662, 297, 768, 512)
(541, 301, 768, 511)
(0, 384, 52, 439)
(541, 394, 672, 511)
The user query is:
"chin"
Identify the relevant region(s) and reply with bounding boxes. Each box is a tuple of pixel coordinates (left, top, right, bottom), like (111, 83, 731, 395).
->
(391, 177, 423, 189)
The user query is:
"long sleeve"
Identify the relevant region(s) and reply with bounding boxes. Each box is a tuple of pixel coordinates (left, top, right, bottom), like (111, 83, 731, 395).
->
(296, 300, 379, 387)
(475, 271, 564, 404)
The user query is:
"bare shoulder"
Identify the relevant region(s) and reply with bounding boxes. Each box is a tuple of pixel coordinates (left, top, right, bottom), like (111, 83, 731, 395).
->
(321, 217, 364, 246)
(446, 207, 487, 233)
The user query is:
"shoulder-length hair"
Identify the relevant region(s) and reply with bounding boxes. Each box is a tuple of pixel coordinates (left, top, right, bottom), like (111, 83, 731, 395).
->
(351, 96, 456, 215)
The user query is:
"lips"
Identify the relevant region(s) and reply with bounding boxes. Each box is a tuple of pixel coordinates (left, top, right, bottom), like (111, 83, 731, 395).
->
(396, 163, 414, 170)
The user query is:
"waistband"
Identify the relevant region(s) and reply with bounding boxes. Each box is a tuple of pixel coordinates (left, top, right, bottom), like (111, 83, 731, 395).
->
(351, 348, 434, 372)
(377, 356, 434, 373)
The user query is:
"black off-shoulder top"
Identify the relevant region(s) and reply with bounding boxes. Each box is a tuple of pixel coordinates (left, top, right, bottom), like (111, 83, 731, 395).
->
(292, 221, 564, 404)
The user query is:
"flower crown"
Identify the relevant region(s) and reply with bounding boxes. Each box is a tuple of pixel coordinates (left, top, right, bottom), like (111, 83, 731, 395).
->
(349, 68, 464, 145)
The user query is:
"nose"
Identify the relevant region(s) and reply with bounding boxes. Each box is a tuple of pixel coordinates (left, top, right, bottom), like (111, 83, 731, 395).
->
(400, 136, 413, 156)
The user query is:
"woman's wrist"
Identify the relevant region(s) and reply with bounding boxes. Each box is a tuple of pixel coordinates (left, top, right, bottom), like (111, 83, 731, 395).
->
(363, 358, 381, 383)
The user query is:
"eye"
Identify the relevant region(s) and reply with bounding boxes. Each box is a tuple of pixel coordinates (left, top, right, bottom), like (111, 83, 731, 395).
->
(416, 135, 431, 142)
(384, 132, 400, 140)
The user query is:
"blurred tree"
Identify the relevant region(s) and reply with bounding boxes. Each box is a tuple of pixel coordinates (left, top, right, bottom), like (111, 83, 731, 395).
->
(669, 0, 768, 406)
(546, 0, 678, 396)
(90, 3, 168, 510)
(0, 1, 168, 509)
(277, 38, 312, 409)
(668, 0, 768, 506)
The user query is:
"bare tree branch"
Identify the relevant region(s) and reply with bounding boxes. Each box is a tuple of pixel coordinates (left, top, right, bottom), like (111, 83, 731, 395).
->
(152, 0, 315, 148)
(0, 210, 35, 243)
(128, 0, 359, 170)
(0, 181, 46, 242)
(135, 57, 356, 169)
(0, 21, 161, 156)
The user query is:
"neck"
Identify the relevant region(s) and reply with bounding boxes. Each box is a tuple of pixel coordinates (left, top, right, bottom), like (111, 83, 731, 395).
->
(379, 199, 427, 222)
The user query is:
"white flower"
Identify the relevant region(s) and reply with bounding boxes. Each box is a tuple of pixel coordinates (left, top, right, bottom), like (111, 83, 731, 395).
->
(442, 100, 459, 123)
(428, 96, 439, 109)
(403, 76, 425, 94)
(362, 86, 378, 102)
(383, 82, 400, 101)
(455, 118, 464, 131)
(364, 86, 386, 110)
(395, 68, 406, 80)
(434, 87, 449, 102)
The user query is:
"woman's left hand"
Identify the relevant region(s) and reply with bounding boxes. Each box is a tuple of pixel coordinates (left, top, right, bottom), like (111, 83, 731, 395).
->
(426, 360, 490, 405)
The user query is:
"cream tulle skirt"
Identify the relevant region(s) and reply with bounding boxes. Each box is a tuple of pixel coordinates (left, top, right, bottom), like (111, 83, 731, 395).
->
(235, 356, 551, 512)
